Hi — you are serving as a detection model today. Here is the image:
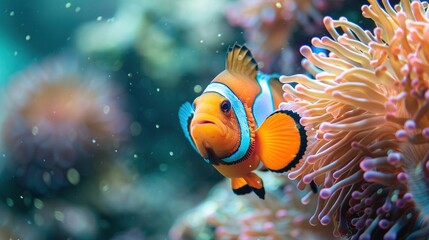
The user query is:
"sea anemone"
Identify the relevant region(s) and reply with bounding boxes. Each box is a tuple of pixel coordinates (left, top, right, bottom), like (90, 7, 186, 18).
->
(2, 57, 129, 193)
(169, 172, 334, 240)
(280, 0, 429, 238)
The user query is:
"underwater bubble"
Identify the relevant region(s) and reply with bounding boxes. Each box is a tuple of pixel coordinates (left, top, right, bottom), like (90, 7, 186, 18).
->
(54, 211, 65, 222)
(9, 11, 15, 16)
(6, 198, 14, 207)
(32, 126, 39, 136)
(100, 181, 110, 192)
(130, 121, 142, 136)
(97, 16, 103, 21)
(43, 172, 51, 185)
(193, 85, 202, 93)
(155, 124, 159, 129)
(67, 168, 80, 185)
(169, 151, 174, 156)
(34, 198, 43, 209)
(65, 2, 71, 8)
(25, 35, 31, 41)
(103, 105, 110, 114)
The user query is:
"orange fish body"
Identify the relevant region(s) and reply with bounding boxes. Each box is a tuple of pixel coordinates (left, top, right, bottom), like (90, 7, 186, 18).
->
(179, 44, 308, 199)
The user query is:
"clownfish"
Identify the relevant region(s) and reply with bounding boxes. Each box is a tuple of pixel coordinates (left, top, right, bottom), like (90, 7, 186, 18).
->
(179, 44, 308, 199)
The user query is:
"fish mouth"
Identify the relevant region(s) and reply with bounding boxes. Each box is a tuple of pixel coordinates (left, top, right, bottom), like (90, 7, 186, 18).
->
(191, 113, 226, 136)
(193, 119, 215, 125)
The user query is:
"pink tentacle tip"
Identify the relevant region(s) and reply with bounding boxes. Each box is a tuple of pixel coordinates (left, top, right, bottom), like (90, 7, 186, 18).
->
(387, 152, 402, 165)
(378, 219, 390, 230)
(320, 215, 331, 225)
(422, 128, 429, 138)
(351, 190, 362, 200)
(303, 174, 313, 184)
(403, 192, 413, 202)
(319, 188, 331, 199)
(360, 158, 374, 171)
(395, 129, 409, 141)
(323, 16, 333, 26)
(319, 122, 330, 132)
(311, 37, 322, 46)
(396, 172, 408, 183)
(324, 86, 333, 94)
(363, 171, 377, 182)
(300, 45, 312, 56)
(404, 120, 416, 130)
(382, 202, 392, 212)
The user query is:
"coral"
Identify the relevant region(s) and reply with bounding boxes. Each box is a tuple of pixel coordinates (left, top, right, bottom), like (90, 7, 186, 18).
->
(225, 0, 344, 72)
(169, 172, 334, 240)
(2, 57, 129, 193)
(280, 0, 429, 238)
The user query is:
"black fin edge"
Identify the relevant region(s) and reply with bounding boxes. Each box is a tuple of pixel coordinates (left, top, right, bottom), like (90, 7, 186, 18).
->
(252, 186, 265, 200)
(233, 185, 252, 195)
(226, 43, 259, 74)
(267, 110, 308, 174)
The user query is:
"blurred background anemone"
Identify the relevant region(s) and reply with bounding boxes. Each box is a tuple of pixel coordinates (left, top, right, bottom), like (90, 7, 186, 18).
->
(2, 57, 129, 194)
(2, 0, 423, 239)
(169, 172, 334, 240)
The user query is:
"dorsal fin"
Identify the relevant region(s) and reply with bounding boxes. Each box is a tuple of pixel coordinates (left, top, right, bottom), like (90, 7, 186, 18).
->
(226, 43, 258, 80)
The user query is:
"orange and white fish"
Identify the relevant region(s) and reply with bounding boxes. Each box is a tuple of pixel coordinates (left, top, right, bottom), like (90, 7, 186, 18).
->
(179, 44, 308, 199)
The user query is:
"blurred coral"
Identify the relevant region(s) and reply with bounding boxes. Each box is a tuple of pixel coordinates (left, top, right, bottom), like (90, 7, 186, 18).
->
(169, 172, 334, 240)
(2, 57, 130, 193)
(225, 0, 344, 73)
(280, 0, 429, 238)
(75, 0, 233, 87)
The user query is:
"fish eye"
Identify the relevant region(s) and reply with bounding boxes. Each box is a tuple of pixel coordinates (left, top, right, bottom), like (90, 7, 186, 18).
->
(220, 99, 231, 113)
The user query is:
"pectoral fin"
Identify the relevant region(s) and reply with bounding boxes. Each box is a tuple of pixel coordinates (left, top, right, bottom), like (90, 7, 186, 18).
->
(231, 178, 252, 196)
(178, 102, 198, 153)
(256, 110, 307, 173)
